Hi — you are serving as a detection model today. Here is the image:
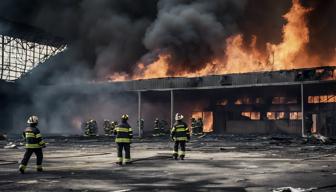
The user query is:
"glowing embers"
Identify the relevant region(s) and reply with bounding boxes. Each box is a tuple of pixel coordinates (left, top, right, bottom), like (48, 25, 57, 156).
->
(235, 97, 263, 105)
(308, 95, 336, 104)
(289, 112, 302, 120)
(241, 112, 260, 120)
(267, 112, 286, 120)
(191, 111, 213, 133)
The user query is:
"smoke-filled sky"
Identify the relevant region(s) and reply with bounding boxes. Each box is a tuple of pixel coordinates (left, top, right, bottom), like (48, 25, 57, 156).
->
(0, 0, 335, 81)
(1, 0, 335, 134)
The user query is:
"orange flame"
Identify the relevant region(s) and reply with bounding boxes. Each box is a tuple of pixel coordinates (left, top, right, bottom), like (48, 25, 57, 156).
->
(267, 0, 312, 69)
(107, 0, 335, 82)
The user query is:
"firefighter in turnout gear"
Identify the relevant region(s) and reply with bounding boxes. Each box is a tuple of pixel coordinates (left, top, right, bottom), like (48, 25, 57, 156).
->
(84, 119, 98, 136)
(153, 118, 160, 136)
(196, 118, 204, 135)
(171, 113, 190, 160)
(191, 118, 197, 135)
(90, 119, 98, 136)
(83, 120, 91, 136)
(19, 116, 46, 174)
(111, 121, 118, 133)
(103, 119, 112, 136)
(114, 114, 133, 165)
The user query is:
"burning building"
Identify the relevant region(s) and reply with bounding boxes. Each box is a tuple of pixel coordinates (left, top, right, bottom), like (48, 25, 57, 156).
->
(4, 65, 336, 137)
(0, 0, 335, 137)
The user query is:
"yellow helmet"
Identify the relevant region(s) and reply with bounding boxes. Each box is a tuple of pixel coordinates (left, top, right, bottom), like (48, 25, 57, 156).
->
(27, 115, 39, 124)
(121, 114, 129, 120)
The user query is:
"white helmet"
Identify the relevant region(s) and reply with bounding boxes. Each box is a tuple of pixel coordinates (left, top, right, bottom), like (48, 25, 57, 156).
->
(27, 116, 39, 124)
(175, 113, 184, 121)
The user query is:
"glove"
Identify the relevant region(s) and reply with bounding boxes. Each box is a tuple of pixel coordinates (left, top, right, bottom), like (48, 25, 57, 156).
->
(40, 142, 47, 148)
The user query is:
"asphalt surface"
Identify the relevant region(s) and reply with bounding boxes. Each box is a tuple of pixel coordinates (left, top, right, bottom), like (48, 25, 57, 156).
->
(0, 135, 336, 192)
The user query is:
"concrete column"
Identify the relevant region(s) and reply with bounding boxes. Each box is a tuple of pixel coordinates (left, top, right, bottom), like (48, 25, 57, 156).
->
(1, 35, 4, 79)
(301, 83, 305, 137)
(170, 90, 174, 128)
(138, 91, 142, 137)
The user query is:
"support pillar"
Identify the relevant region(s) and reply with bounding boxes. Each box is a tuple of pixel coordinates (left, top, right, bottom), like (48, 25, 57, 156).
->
(301, 83, 305, 137)
(138, 91, 142, 137)
(1, 35, 4, 79)
(170, 90, 174, 128)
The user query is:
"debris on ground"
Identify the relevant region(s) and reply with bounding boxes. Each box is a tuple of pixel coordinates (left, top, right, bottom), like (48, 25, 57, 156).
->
(305, 133, 333, 144)
(273, 187, 316, 192)
(4, 142, 17, 149)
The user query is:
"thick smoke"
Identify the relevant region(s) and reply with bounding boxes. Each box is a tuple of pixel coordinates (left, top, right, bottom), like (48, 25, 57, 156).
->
(0, 0, 335, 79)
(142, 0, 246, 73)
(305, 0, 336, 61)
(35, 0, 158, 80)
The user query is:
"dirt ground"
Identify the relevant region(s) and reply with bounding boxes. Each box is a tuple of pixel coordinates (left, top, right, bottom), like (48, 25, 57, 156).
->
(0, 135, 336, 192)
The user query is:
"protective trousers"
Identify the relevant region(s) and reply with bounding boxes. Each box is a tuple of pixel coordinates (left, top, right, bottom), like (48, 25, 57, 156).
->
(21, 148, 43, 166)
(173, 141, 186, 159)
(117, 143, 131, 163)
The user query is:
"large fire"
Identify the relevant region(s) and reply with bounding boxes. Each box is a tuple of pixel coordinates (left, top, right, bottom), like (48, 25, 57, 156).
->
(108, 0, 336, 81)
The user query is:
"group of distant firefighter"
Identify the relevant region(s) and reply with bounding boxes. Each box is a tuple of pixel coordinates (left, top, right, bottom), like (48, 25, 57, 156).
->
(82, 117, 204, 137)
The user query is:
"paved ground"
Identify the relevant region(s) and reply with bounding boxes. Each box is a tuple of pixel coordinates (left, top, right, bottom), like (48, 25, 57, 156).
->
(0, 135, 336, 192)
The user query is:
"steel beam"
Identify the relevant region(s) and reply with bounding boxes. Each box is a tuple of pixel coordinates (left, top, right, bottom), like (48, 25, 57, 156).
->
(170, 90, 174, 128)
(1, 35, 4, 79)
(301, 83, 305, 137)
(138, 91, 142, 137)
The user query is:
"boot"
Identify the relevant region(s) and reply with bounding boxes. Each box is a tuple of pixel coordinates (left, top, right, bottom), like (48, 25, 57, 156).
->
(115, 162, 122, 166)
(36, 165, 43, 172)
(19, 165, 26, 174)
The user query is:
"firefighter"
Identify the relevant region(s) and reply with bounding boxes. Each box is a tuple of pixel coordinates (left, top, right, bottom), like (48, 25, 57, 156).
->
(114, 114, 133, 165)
(191, 118, 197, 135)
(84, 119, 98, 136)
(83, 120, 93, 136)
(82, 120, 89, 136)
(19, 116, 46, 174)
(110, 121, 118, 135)
(153, 118, 160, 136)
(103, 119, 111, 136)
(171, 113, 190, 160)
(90, 119, 98, 136)
(196, 118, 204, 135)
